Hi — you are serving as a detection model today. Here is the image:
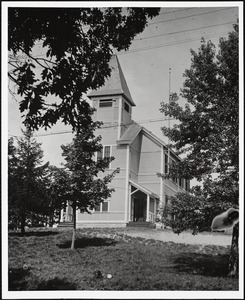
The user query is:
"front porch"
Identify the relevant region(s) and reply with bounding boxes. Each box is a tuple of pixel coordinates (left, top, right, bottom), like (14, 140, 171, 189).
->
(59, 201, 74, 223)
(58, 181, 159, 228)
(128, 180, 159, 227)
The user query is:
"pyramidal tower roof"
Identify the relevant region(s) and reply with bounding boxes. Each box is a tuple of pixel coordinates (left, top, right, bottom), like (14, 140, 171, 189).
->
(88, 55, 136, 106)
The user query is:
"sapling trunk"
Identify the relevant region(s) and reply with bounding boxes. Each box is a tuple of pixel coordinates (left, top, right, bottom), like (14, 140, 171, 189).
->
(71, 201, 76, 250)
(20, 210, 26, 236)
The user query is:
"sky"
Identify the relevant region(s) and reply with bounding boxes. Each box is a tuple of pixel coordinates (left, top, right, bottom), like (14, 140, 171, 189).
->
(4, 2, 241, 169)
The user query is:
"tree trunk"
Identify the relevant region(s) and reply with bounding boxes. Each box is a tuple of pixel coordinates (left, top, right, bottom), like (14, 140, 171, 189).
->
(20, 210, 26, 236)
(228, 223, 239, 278)
(71, 201, 76, 250)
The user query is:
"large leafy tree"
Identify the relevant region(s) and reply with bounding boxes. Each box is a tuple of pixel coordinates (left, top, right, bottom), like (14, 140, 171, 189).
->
(8, 7, 160, 131)
(8, 129, 50, 234)
(159, 24, 239, 276)
(61, 110, 119, 250)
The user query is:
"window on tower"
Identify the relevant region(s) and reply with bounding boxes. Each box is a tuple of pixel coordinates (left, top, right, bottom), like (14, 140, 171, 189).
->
(124, 101, 131, 114)
(99, 99, 113, 107)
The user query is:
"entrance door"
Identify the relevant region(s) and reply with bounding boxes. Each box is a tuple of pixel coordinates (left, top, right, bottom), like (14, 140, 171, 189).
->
(133, 198, 146, 222)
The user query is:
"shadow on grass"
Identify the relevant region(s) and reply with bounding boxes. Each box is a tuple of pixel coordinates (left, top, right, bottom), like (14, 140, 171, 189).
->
(58, 236, 117, 249)
(36, 277, 77, 290)
(9, 267, 30, 291)
(9, 231, 59, 237)
(172, 252, 230, 277)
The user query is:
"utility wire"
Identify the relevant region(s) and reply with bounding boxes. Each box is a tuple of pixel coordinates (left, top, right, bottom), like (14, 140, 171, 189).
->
(24, 8, 236, 49)
(134, 21, 236, 41)
(15, 24, 235, 63)
(147, 7, 236, 26)
(118, 31, 230, 55)
(8, 117, 175, 138)
(158, 8, 195, 15)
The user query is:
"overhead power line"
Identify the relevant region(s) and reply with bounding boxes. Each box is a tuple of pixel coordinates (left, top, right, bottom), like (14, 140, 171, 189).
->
(15, 25, 236, 65)
(148, 7, 236, 26)
(8, 117, 175, 138)
(158, 8, 195, 15)
(32, 8, 236, 48)
(134, 21, 236, 41)
(118, 30, 230, 55)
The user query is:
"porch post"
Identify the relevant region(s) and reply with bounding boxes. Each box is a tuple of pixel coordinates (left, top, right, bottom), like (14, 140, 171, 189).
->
(154, 198, 156, 222)
(65, 200, 68, 221)
(128, 182, 131, 222)
(124, 145, 130, 223)
(146, 194, 150, 222)
(60, 208, 64, 222)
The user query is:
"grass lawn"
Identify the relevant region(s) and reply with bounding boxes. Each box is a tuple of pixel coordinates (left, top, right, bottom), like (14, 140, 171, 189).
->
(8, 227, 238, 291)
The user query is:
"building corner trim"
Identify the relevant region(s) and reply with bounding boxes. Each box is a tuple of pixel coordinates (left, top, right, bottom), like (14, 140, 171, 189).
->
(124, 144, 130, 222)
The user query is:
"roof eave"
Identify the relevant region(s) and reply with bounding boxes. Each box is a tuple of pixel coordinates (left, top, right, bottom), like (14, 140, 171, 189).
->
(116, 139, 132, 145)
(88, 92, 136, 107)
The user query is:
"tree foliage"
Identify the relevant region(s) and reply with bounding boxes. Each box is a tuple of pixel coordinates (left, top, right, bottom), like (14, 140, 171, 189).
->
(163, 178, 236, 235)
(159, 23, 238, 207)
(159, 24, 239, 276)
(61, 111, 119, 249)
(8, 7, 160, 131)
(8, 129, 50, 234)
(61, 129, 119, 214)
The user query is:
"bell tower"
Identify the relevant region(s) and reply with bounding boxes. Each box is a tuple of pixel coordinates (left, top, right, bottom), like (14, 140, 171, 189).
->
(88, 55, 136, 142)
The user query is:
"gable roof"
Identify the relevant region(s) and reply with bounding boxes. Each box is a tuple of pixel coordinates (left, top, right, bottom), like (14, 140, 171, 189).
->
(117, 122, 142, 145)
(88, 55, 136, 106)
(129, 180, 159, 199)
(117, 122, 181, 161)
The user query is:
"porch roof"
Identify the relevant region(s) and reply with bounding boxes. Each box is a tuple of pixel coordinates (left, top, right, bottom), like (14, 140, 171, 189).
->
(129, 180, 159, 199)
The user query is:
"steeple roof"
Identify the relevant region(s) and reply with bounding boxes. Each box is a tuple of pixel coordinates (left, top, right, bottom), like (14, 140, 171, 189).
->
(88, 55, 136, 106)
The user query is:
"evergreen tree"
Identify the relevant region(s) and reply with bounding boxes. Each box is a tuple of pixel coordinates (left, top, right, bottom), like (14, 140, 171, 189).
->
(8, 129, 49, 234)
(8, 137, 20, 230)
(159, 24, 239, 276)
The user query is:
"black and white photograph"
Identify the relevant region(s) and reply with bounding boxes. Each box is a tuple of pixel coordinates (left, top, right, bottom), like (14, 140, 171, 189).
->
(2, 1, 244, 299)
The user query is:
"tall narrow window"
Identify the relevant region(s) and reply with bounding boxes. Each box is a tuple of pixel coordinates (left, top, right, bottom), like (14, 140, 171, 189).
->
(104, 146, 111, 168)
(179, 178, 182, 187)
(165, 154, 168, 174)
(95, 204, 100, 212)
(185, 179, 190, 191)
(124, 101, 130, 114)
(102, 202, 109, 212)
(104, 146, 111, 159)
(97, 149, 103, 161)
(97, 146, 111, 168)
(182, 178, 185, 189)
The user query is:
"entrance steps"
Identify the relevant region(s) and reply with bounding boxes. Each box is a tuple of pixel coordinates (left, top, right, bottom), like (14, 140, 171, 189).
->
(127, 221, 156, 229)
(57, 222, 73, 228)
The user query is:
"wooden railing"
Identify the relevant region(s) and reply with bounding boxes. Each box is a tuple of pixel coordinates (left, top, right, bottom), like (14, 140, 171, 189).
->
(148, 212, 155, 223)
(62, 213, 73, 222)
